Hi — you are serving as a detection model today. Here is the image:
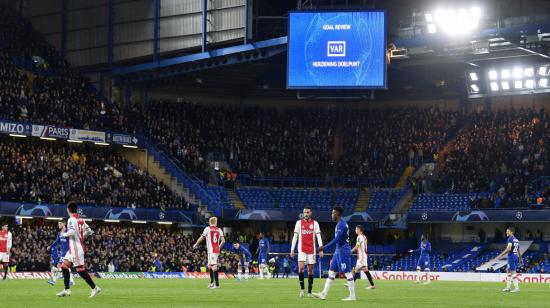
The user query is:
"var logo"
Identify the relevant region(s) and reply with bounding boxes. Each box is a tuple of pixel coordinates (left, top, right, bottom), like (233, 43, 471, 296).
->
(327, 41, 346, 57)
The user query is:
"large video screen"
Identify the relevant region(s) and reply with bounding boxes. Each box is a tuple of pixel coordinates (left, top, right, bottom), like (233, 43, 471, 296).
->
(287, 11, 387, 89)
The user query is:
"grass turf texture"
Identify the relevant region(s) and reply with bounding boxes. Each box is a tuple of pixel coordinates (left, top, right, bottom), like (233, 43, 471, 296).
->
(1, 278, 547, 307)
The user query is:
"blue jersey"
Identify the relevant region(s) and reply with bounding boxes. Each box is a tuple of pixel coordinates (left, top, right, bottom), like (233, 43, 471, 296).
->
(324, 220, 351, 252)
(259, 239, 269, 256)
(234, 245, 252, 259)
(413, 240, 431, 256)
(50, 228, 69, 263)
(507, 236, 520, 257)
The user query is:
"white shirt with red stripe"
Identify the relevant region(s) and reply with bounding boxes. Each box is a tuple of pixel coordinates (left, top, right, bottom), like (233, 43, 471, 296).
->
(292, 219, 322, 254)
(356, 234, 368, 262)
(63, 215, 92, 266)
(202, 226, 224, 255)
(0, 231, 13, 253)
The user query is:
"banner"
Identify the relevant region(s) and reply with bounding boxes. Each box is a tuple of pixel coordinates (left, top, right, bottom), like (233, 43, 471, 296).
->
(143, 272, 186, 279)
(96, 272, 143, 279)
(108, 132, 139, 146)
(69, 128, 106, 143)
(32, 125, 70, 139)
(409, 209, 550, 223)
(5, 272, 52, 279)
(0, 201, 193, 223)
(0, 120, 32, 136)
(237, 209, 386, 222)
(368, 271, 550, 284)
(184, 272, 233, 279)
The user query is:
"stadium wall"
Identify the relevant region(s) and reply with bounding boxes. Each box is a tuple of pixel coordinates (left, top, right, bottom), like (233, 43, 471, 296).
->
(431, 223, 550, 243)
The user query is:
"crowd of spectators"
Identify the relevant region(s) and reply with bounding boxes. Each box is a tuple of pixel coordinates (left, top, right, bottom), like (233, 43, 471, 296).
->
(440, 108, 549, 207)
(0, 4, 125, 131)
(0, 136, 188, 209)
(9, 222, 241, 273)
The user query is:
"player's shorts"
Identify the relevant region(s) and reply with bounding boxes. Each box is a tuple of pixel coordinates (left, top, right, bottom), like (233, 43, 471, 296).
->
(329, 250, 351, 273)
(416, 255, 430, 270)
(0, 252, 9, 263)
(239, 255, 251, 267)
(507, 255, 519, 272)
(355, 258, 368, 270)
(63, 250, 85, 267)
(298, 252, 316, 265)
(259, 253, 268, 265)
(208, 253, 219, 266)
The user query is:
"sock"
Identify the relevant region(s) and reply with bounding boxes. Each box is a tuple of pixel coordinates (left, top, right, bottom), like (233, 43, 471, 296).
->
(307, 274, 314, 294)
(69, 272, 75, 284)
(513, 275, 519, 290)
(62, 268, 70, 289)
(3, 265, 7, 280)
(506, 274, 512, 289)
(345, 272, 355, 298)
(214, 271, 219, 286)
(299, 272, 305, 290)
(416, 270, 421, 282)
(365, 271, 375, 286)
(78, 270, 97, 289)
(259, 265, 264, 279)
(424, 270, 431, 283)
(51, 266, 57, 282)
(237, 271, 242, 280)
(209, 268, 214, 283)
(322, 271, 336, 295)
(266, 266, 271, 279)
(353, 272, 360, 281)
(244, 268, 249, 280)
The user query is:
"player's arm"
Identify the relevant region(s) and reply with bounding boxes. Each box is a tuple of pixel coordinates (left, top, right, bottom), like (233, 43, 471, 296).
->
(193, 235, 205, 249)
(82, 223, 94, 238)
(220, 235, 225, 251)
(49, 235, 60, 252)
(320, 225, 343, 252)
(314, 221, 323, 257)
(408, 246, 420, 253)
(494, 243, 512, 260)
(518, 247, 523, 265)
(290, 221, 299, 257)
(7, 232, 12, 252)
(62, 220, 76, 237)
(267, 240, 270, 255)
(426, 242, 432, 253)
(351, 242, 359, 253)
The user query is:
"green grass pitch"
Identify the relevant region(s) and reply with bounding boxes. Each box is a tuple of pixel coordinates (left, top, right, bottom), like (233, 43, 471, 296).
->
(1, 278, 548, 307)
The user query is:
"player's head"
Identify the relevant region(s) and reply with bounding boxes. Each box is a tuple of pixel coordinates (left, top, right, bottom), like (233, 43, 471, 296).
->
(421, 234, 427, 242)
(506, 227, 514, 237)
(233, 242, 240, 249)
(67, 201, 78, 215)
(259, 232, 264, 239)
(332, 206, 344, 222)
(355, 225, 365, 235)
(58, 220, 66, 230)
(209, 216, 217, 226)
(1, 222, 8, 232)
(303, 207, 312, 220)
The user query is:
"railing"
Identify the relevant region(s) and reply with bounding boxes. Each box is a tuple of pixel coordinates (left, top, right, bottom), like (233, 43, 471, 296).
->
(237, 174, 397, 189)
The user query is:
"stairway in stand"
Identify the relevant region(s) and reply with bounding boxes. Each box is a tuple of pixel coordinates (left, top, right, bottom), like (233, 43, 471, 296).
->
(228, 190, 246, 209)
(354, 188, 371, 212)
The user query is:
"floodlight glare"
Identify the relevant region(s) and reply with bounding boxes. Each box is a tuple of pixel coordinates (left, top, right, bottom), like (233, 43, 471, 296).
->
(524, 67, 534, 77)
(470, 84, 479, 92)
(427, 24, 437, 33)
(429, 7, 482, 35)
(501, 81, 510, 90)
(539, 78, 549, 88)
(490, 82, 499, 91)
(501, 69, 510, 79)
(514, 80, 523, 89)
(469, 72, 478, 81)
(538, 66, 548, 76)
(488, 70, 498, 80)
(525, 79, 535, 89)
(512, 67, 523, 79)
(425, 13, 434, 22)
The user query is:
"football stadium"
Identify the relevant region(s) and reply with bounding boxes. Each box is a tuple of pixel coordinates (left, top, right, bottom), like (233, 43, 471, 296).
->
(0, 0, 549, 307)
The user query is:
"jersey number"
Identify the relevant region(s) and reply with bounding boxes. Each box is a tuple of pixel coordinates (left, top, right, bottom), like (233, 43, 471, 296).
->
(212, 233, 219, 244)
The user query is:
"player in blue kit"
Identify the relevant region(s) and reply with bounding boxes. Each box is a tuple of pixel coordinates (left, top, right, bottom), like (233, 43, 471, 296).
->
(409, 234, 432, 284)
(233, 242, 251, 281)
(313, 206, 356, 301)
(256, 233, 270, 279)
(494, 227, 523, 293)
(48, 221, 74, 286)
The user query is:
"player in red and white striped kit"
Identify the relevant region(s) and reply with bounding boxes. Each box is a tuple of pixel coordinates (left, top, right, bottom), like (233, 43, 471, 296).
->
(349, 225, 376, 289)
(56, 202, 101, 298)
(0, 222, 13, 280)
(290, 207, 323, 298)
(193, 216, 225, 289)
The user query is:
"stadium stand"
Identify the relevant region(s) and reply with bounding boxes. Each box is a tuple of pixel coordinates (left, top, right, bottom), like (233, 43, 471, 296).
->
(0, 136, 188, 209)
